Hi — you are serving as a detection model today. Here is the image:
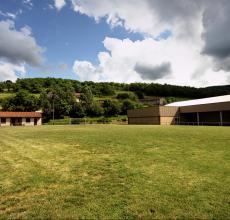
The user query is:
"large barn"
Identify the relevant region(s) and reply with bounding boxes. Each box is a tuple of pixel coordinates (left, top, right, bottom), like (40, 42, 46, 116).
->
(128, 95, 230, 126)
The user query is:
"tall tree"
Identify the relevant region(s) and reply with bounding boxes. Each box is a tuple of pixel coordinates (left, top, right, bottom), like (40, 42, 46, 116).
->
(40, 84, 76, 120)
(2, 90, 39, 111)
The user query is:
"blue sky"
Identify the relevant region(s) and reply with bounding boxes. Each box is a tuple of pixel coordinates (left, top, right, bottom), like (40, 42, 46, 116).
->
(0, 0, 229, 86)
(0, 0, 143, 80)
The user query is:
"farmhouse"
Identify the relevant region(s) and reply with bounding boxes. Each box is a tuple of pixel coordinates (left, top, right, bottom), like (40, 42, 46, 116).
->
(0, 112, 42, 126)
(128, 95, 230, 126)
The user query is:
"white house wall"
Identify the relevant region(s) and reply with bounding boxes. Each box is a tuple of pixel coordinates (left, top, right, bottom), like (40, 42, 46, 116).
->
(0, 118, 10, 126)
(0, 117, 42, 126)
(37, 118, 42, 125)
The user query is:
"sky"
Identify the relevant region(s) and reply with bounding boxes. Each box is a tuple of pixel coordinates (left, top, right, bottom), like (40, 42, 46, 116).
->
(0, 0, 230, 87)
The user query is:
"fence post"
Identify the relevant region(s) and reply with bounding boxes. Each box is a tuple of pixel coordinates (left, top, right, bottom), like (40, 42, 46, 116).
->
(197, 112, 200, 126)
(220, 111, 223, 126)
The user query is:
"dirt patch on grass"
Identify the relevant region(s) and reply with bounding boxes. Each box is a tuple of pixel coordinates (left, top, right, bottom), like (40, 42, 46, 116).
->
(91, 174, 103, 181)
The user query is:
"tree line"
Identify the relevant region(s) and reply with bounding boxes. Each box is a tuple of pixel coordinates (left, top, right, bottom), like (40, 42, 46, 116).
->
(0, 78, 229, 121)
(0, 80, 141, 121)
(1, 78, 230, 98)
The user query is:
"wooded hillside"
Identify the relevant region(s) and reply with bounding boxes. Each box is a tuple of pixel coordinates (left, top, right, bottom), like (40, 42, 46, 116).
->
(0, 78, 229, 122)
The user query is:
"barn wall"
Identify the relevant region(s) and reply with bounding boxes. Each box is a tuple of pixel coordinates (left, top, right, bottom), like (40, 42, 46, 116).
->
(128, 106, 178, 125)
(180, 113, 197, 123)
(222, 111, 230, 125)
(128, 103, 230, 126)
(160, 117, 177, 125)
(179, 111, 230, 126)
(159, 106, 179, 116)
(128, 117, 160, 125)
(128, 107, 160, 118)
(180, 102, 230, 113)
(199, 112, 220, 123)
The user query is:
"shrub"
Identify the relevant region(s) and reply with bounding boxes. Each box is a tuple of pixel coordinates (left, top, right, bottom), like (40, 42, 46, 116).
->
(135, 91, 144, 99)
(117, 92, 137, 101)
(121, 118, 127, 122)
(121, 99, 136, 115)
(99, 84, 115, 96)
(87, 101, 104, 117)
(71, 118, 81, 124)
(97, 117, 112, 124)
(103, 99, 121, 117)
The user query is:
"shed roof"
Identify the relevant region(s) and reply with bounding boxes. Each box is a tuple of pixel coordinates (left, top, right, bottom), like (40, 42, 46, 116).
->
(0, 112, 42, 118)
(166, 95, 230, 107)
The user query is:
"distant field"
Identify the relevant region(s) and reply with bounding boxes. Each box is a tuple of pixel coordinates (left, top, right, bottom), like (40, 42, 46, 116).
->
(0, 93, 40, 98)
(0, 93, 14, 99)
(0, 125, 229, 219)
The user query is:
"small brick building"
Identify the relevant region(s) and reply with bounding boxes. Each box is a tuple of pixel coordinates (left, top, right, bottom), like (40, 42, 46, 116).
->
(0, 112, 42, 126)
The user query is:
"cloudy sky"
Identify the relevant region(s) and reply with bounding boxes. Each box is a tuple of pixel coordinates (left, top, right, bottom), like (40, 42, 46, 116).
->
(0, 0, 230, 86)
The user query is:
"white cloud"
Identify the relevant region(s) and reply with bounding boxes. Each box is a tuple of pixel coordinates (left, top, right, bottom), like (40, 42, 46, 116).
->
(6, 13, 16, 20)
(23, 0, 33, 6)
(23, 0, 33, 9)
(73, 37, 229, 86)
(0, 11, 17, 20)
(0, 20, 44, 67)
(0, 62, 26, 82)
(73, 60, 101, 81)
(70, 0, 203, 40)
(54, 0, 66, 11)
(0, 20, 44, 81)
(48, 4, 55, 10)
(71, 0, 230, 86)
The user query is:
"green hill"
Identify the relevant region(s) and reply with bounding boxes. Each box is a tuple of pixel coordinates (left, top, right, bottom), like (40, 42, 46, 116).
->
(0, 78, 230, 122)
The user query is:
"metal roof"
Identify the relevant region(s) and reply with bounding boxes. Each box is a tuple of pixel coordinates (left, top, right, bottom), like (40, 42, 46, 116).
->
(166, 95, 230, 107)
(0, 112, 42, 118)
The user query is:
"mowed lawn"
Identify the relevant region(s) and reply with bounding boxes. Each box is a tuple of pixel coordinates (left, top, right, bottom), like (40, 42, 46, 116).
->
(0, 125, 229, 219)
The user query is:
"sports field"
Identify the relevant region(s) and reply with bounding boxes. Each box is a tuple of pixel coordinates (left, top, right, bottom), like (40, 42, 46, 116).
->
(0, 125, 229, 219)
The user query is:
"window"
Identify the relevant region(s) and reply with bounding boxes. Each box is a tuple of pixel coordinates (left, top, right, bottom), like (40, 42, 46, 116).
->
(1, 118, 6, 124)
(26, 118, 30, 123)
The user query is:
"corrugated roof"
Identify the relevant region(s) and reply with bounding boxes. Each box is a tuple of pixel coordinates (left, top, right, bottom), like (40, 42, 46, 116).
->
(0, 112, 42, 118)
(166, 95, 230, 107)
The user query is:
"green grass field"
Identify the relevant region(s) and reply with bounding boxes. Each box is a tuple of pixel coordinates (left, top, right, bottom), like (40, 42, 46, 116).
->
(0, 125, 229, 219)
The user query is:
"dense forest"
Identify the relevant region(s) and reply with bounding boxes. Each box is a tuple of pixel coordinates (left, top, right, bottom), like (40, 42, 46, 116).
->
(0, 78, 230, 122)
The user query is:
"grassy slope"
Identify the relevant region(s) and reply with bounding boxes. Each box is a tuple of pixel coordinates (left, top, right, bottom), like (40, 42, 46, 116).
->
(0, 93, 40, 99)
(0, 93, 14, 99)
(0, 125, 229, 219)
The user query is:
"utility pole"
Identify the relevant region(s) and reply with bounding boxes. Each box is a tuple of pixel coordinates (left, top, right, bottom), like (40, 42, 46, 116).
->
(48, 91, 56, 125)
(52, 98, 55, 125)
